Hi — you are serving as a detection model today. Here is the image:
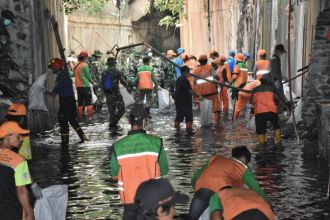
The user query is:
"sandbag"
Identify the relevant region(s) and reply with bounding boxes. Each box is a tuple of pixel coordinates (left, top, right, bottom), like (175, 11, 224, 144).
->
(28, 73, 48, 111)
(200, 98, 213, 127)
(119, 84, 135, 107)
(34, 185, 68, 220)
(158, 87, 171, 112)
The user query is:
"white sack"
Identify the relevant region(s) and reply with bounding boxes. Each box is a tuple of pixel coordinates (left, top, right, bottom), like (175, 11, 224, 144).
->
(34, 185, 68, 220)
(283, 83, 297, 101)
(28, 73, 48, 111)
(200, 98, 213, 127)
(119, 84, 135, 107)
(158, 88, 170, 112)
(286, 99, 303, 124)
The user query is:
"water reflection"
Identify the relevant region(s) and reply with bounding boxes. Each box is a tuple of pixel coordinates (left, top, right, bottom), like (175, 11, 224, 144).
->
(28, 110, 330, 219)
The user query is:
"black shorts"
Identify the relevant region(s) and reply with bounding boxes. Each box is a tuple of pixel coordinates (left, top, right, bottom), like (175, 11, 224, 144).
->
(77, 87, 92, 107)
(255, 112, 280, 134)
(175, 104, 193, 123)
(233, 208, 269, 220)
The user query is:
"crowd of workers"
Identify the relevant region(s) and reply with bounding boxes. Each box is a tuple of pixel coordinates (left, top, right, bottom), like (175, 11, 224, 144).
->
(0, 42, 290, 220)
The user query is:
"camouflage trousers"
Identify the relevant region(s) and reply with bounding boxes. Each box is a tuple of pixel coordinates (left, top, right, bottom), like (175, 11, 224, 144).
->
(105, 91, 125, 128)
(93, 85, 104, 111)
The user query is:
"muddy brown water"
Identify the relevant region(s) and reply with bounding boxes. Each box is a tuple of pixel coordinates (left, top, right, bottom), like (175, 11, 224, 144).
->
(29, 108, 330, 219)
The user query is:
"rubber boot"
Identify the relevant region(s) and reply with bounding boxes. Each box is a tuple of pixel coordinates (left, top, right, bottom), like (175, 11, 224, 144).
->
(76, 127, 88, 143)
(86, 105, 94, 122)
(174, 121, 180, 129)
(275, 129, 282, 145)
(61, 134, 69, 147)
(257, 134, 266, 145)
(77, 106, 84, 122)
(186, 122, 193, 133)
(213, 112, 220, 125)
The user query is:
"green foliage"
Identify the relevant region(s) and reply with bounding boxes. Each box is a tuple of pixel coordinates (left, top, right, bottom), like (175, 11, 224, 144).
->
(151, 0, 186, 28)
(61, 0, 110, 15)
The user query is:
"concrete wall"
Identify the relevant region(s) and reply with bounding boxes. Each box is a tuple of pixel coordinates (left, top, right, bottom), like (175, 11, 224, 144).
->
(180, 0, 329, 96)
(0, 0, 64, 131)
(302, 7, 330, 133)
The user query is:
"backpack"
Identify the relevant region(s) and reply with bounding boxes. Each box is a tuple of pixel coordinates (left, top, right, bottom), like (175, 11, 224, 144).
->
(103, 72, 113, 90)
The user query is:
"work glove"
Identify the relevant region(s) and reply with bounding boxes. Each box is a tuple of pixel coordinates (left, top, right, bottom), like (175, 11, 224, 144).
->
(31, 182, 43, 199)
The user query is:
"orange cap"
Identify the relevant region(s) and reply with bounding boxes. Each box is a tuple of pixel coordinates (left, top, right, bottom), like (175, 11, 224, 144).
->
(0, 121, 29, 138)
(78, 51, 88, 58)
(258, 49, 267, 57)
(7, 103, 27, 116)
(219, 55, 227, 61)
(234, 53, 245, 62)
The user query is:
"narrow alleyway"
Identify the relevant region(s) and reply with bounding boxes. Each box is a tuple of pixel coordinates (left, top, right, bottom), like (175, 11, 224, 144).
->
(29, 107, 330, 220)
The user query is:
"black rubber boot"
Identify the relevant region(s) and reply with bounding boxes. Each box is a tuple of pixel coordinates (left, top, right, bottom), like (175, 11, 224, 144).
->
(76, 127, 88, 143)
(61, 134, 69, 147)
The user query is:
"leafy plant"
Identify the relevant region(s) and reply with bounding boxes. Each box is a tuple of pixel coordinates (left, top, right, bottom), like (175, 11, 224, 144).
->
(61, 0, 111, 15)
(149, 0, 186, 28)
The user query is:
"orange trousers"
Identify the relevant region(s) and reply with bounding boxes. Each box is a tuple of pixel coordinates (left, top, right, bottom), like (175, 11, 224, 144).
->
(234, 94, 250, 119)
(205, 94, 220, 113)
(219, 87, 229, 113)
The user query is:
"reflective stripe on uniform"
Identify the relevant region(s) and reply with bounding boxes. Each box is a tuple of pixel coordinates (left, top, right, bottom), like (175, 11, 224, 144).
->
(117, 152, 159, 160)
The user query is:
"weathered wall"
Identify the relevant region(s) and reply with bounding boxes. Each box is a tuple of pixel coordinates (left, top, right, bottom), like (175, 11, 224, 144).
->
(302, 8, 330, 133)
(0, 0, 64, 131)
(66, 0, 180, 57)
(180, 0, 329, 96)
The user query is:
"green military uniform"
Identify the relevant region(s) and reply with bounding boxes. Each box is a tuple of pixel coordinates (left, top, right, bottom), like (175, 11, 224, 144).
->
(160, 58, 176, 94)
(89, 50, 105, 111)
(102, 58, 128, 130)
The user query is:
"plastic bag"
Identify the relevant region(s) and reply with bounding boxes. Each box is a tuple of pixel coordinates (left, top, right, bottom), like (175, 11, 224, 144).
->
(28, 73, 48, 111)
(34, 185, 68, 220)
(119, 84, 135, 107)
(286, 99, 302, 124)
(200, 98, 213, 127)
(158, 88, 170, 112)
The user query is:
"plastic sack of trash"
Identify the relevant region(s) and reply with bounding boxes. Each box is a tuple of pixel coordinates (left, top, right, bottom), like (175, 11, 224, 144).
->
(286, 99, 302, 124)
(158, 87, 171, 112)
(199, 207, 209, 220)
(28, 73, 48, 111)
(283, 83, 296, 101)
(200, 98, 213, 127)
(34, 185, 68, 220)
(119, 84, 135, 107)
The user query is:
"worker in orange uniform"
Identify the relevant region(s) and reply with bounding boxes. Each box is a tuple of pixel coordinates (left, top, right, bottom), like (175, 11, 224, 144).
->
(209, 187, 275, 220)
(74, 51, 94, 122)
(251, 77, 281, 145)
(209, 50, 219, 61)
(110, 104, 169, 219)
(212, 56, 231, 113)
(233, 80, 261, 120)
(135, 56, 158, 118)
(231, 53, 248, 99)
(6, 103, 32, 160)
(188, 146, 270, 219)
(193, 55, 220, 124)
(254, 49, 270, 80)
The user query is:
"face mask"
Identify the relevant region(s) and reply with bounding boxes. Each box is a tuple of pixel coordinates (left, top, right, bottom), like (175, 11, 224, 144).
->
(3, 19, 12, 26)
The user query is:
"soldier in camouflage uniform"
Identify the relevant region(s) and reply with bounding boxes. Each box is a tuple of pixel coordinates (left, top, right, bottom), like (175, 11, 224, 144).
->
(89, 50, 105, 111)
(102, 57, 128, 131)
(160, 50, 177, 94)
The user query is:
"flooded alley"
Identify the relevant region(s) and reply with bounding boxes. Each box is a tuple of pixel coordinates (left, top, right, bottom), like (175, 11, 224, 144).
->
(29, 108, 330, 219)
